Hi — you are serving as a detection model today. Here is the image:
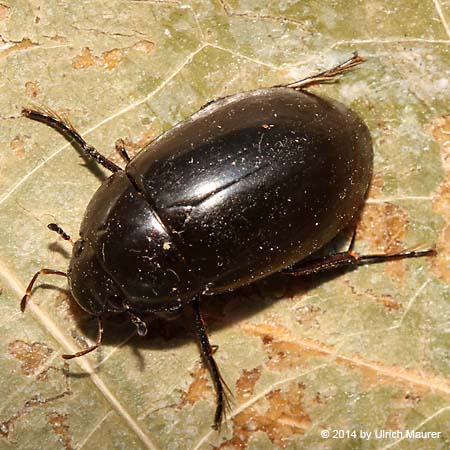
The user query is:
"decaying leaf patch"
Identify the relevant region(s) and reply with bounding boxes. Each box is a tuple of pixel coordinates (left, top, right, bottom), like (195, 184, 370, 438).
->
(72, 40, 155, 71)
(428, 115, 450, 283)
(8, 340, 53, 375)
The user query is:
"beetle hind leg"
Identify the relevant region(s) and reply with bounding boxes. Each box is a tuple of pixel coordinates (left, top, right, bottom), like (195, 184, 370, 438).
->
(284, 52, 365, 90)
(192, 297, 232, 430)
(283, 244, 436, 277)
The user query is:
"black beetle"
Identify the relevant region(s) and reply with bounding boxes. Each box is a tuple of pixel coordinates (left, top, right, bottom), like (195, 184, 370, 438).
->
(21, 54, 434, 429)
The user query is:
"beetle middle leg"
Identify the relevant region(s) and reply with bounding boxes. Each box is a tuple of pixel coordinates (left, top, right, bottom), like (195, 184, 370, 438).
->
(192, 297, 231, 430)
(62, 317, 104, 360)
(22, 107, 122, 173)
(122, 302, 148, 337)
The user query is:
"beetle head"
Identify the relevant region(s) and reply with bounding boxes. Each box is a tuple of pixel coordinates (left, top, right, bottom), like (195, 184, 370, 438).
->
(67, 238, 125, 316)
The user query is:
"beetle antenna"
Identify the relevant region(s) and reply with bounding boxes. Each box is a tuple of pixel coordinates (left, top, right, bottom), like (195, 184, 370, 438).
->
(192, 297, 233, 431)
(22, 107, 122, 173)
(285, 52, 365, 90)
(48, 223, 73, 246)
(21, 269, 68, 312)
(62, 316, 104, 359)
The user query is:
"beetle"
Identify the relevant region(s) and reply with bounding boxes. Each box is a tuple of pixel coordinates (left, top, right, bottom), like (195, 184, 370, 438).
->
(20, 54, 434, 429)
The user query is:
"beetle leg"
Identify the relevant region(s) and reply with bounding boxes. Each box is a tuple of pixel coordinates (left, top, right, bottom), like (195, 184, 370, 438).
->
(283, 248, 436, 277)
(21, 269, 68, 312)
(115, 139, 131, 163)
(121, 301, 149, 336)
(22, 107, 122, 173)
(284, 52, 365, 90)
(127, 310, 148, 336)
(192, 297, 232, 430)
(62, 316, 103, 359)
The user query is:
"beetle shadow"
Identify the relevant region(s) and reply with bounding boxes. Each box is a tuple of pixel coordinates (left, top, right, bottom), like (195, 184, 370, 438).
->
(58, 217, 367, 375)
(48, 241, 72, 260)
(69, 268, 353, 376)
(78, 158, 109, 183)
(69, 229, 358, 373)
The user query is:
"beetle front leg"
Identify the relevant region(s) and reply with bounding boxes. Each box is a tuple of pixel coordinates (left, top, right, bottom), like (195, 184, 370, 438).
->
(21, 269, 68, 311)
(22, 107, 122, 173)
(192, 297, 231, 430)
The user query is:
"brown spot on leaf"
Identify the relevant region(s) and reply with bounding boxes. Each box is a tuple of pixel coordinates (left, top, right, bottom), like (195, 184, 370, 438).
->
(178, 366, 212, 409)
(220, 383, 311, 449)
(108, 125, 159, 166)
(236, 367, 262, 401)
(265, 340, 312, 371)
(0, 3, 10, 20)
(72, 47, 123, 71)
(385, 410, 405, 432)
(243, 322, 329, 371)
(72, 39, 155, 71)
(0, 365, 71, 441)
(404, 391, 422, 404)
(377, 294, 402, 311)
(357, 202, 410, 283)
(71, 47, 96, 69)
(8, 340, 53, 375)
(10, 135, 30, 158)
(366, 174, 384, 199)
(131, 39, 156, 54)
(48, 411, 73, 450)
(25, 81, 40, 98)
(428, 115, 450, 283)
(428, 115, 450, 171)
(385, 391, 423, 431)
(101, 48, 123, 70)
(358, 203, 409, 253)
(376, 120, 395, 146)
(243, 320, 295, 342)
(49, 35, 66, 43)
(244, 322, 450, 394)
(295, 303, 321, 329)
(0, 38, 36, 58)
